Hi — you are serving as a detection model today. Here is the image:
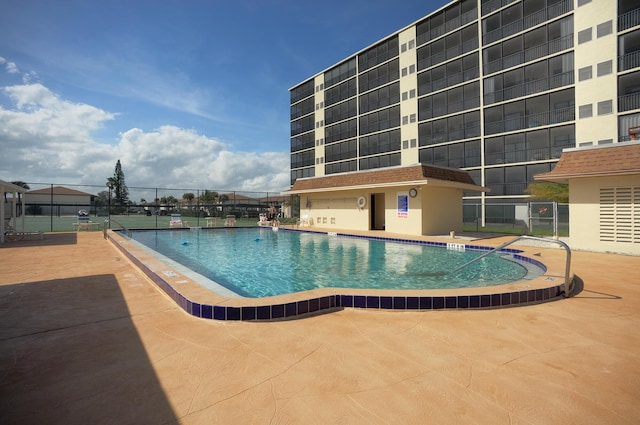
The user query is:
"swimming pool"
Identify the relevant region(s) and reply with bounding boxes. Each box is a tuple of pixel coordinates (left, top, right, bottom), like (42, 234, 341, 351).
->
(128, 227, 543, 298)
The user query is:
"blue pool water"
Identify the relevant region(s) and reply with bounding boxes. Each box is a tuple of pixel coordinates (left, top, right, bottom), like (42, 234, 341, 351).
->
(129, 228, 541, 298)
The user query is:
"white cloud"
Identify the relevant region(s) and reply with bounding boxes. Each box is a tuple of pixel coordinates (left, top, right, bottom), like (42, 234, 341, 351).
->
(0, 57, 19, 74)
(22, 70, 39, 84)
(0, 82, 290, 193)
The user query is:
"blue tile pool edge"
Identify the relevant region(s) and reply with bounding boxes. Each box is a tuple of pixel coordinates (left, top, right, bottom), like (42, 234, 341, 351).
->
(108, 229, 566, 321)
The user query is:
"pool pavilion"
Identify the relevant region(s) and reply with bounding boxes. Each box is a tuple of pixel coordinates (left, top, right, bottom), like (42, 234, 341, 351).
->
(535, 141, 640, 256)
(1, 179, 28, 243)
(282, 163, 487, 237)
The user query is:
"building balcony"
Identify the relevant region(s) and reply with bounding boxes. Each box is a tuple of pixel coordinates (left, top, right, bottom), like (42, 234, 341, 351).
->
(425, 125, 481, 145)
(483, 0, 572, 45)
(481, 0, 518, 16)
(423, 96, 480, 120)
(484, 71, 574, 105)
(485, 145, 570, 166)
(619, 92, 640, 112)
(418, 39, 478, 71)
(485, 182, 528, 196)
(484, 34, 573, 75)
(619, 50, 640, 72)
(619, 7, 640, 32)
(430, 67, 480, 92)
(485, 106, 574, 135)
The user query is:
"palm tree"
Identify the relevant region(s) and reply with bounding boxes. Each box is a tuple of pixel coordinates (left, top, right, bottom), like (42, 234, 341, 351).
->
(200, 190, 219, 217)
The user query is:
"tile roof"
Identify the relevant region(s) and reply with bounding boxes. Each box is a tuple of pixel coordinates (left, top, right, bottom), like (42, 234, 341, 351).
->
(283, 164, 485, 194)
(535, 142, 640, 183)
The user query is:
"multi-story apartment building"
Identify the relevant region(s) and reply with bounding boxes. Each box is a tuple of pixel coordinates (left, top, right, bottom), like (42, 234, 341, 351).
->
(289, 0, 640, 224)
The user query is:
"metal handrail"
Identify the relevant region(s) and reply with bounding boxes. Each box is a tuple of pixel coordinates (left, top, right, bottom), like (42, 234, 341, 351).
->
(450, 235, 572, 297)
(108, 218, 132, 239)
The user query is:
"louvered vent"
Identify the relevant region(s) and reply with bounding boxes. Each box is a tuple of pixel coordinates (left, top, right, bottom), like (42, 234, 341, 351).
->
(600, 187, 640, 243)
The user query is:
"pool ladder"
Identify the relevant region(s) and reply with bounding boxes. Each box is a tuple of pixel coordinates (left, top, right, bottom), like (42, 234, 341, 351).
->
(450, 235, 573, 297)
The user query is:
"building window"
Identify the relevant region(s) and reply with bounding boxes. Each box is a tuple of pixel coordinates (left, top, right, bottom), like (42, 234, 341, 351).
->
(403, 140, 409, 149)
(578, 28, 592, 44)
(579, 104, 593, 119)
(402, 116, 409, 125)
(577, 0, 591, 5)
(402, 92, 408, 101)
(410, 89, 416, 98)
(401, 43, 407, 53)
(410, 114, 417, 123)
(598, 139, 613, 145)
(402, 67, 408, 77)
(596, 60, 612, 77)
(410, 139, 417, 148)
(597, 21, 612, 38)
(578, 66, 592, 81)
(597, 100, 613, 115)
(409, 40, 415, 49)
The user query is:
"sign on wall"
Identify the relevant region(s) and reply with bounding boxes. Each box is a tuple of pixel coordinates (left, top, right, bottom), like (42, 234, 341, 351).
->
(397, 192, 408, 218)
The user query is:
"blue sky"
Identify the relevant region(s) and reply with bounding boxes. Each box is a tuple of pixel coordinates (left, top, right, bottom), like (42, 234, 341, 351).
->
(0, 0, 440, 192)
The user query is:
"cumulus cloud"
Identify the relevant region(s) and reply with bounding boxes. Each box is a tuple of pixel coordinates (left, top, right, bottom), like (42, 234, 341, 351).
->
(0, 82, 290, 193)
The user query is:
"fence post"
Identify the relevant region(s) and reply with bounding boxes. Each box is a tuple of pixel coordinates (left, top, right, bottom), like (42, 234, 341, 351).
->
(553, 201, 558, 239)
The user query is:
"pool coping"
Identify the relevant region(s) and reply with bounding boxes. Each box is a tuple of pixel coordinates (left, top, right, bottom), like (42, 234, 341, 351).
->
(107, 227, 571, 321)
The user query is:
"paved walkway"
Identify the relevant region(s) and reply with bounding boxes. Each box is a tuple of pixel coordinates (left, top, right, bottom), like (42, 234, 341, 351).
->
(0, 232, 639, 424)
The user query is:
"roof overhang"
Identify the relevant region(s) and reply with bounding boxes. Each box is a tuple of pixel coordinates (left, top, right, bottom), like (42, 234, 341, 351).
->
(535, 141, 640, 184)
(0, 180, 28, 194)
(282, 164, 488, 195)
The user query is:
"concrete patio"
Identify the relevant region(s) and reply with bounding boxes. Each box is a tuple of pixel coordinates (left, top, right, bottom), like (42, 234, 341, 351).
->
(1, 232, 638, 424)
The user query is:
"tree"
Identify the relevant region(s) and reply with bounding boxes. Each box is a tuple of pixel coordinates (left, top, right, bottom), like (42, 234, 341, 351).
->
(95, 190, 110, 207)
(107, 160, 129, 208)
(199, 190, 219, 216)
(525, 182, 569, 203)
(183, 193, 195, 210)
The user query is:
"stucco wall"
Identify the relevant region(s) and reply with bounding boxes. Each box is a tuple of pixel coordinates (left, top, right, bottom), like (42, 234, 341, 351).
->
(569, 175, 640, 255)
(298, 184, 465, 236)
(420, 187, 463, 235)
(299, 191, 370, 231)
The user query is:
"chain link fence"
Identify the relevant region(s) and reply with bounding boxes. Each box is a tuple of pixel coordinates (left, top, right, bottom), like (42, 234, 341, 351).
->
(464, 202, 569, 237)
(5, 182, 568, 237)
(3, 183, 300, 233)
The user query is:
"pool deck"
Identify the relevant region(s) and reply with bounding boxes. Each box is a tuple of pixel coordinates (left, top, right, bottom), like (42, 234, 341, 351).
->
(1, 231, 639, 424)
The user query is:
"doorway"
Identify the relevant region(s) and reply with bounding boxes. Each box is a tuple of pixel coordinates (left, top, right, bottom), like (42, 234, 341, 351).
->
(370, 193, 385, 230)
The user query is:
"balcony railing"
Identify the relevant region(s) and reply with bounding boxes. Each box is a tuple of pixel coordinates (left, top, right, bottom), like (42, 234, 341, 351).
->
(618, 8, 640, 32)
(485, 182, 528, 196)
(485, 106, 575, 135)
(619, 92, 640, 112)
(425, 125, 481, 145)
(481, 0, 518, 16)
(484, 71, 574, 105)
(483, 0, 573, 45)
(619, 50, 640, 72)
(418, 39, 478, 71)
(485, 144, 572, 166)
(423, 96, 480, 120)
(484, 34, 573, 75)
